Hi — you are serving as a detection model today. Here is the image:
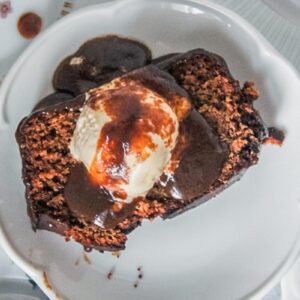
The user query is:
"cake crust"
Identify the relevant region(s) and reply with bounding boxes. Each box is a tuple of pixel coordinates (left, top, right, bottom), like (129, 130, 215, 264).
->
(16, 48, 267, 251)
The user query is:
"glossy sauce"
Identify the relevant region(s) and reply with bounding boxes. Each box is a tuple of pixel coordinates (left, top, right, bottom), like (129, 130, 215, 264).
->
(32, 92, 74, 112)
(64, 67, 192, 229)
(53, 35, 152, 95)
(88, 81, 177, 193)
(65, 163, 140, 229)
(156, 109, 228, 201)
(64, 66, 228, 229)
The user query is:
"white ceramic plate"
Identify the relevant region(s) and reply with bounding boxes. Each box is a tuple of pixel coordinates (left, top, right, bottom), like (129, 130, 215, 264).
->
(0, 0, 65, 82)
(0, 0, 300, 299)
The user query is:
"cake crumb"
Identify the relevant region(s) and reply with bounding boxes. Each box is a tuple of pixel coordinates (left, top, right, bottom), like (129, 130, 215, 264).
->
(263, 137, 283, 146)
(263, 127, 285, 146)
(107, 271, 113, 280)
(43, 272, 52, 290)
(83, 253, 91, 265)
(75, 258, 80, 266)
(134, 265, 144, 286)
(112, 251, 121, 258)
(107, 267, 115, 280)
(133, 282, 138, 288)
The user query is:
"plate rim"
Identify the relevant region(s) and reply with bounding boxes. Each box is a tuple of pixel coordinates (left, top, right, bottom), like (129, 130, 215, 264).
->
(0, 0, 300, 299)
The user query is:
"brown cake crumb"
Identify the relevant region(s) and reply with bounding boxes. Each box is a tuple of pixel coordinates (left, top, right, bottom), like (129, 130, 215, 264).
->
(107, 271, 113, 280)
(133, 266, 143, 288)
(112, 251, 121, 258)
(106, 266, 116, 280)
(136, 266, 144, 280)
(83, 253, 91, 265)
(263, 127, 285, 146)
(241, 81, 259, 102)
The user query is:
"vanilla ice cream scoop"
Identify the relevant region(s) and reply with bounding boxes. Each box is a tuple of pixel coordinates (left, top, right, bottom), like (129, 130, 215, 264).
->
(69, 76, 180, 201)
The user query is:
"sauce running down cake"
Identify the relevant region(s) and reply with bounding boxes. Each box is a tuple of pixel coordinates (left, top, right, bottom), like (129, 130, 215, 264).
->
(16, 36, 270, 251)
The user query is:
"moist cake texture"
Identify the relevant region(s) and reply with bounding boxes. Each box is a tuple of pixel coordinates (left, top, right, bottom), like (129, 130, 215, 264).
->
(16, 37, 268, 251)
(155, 49, 266, 216)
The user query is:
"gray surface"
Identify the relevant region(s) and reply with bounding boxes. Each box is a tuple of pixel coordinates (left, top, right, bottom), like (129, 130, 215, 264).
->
(213, 0, 300, 72)
(0, 279, 48, 300)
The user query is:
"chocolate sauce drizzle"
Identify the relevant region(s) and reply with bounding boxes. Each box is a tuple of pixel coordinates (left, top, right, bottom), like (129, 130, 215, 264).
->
(64, 66, 228, 229)
(157, 109, 227, 201)
(65, 163, 139, 229)
(87, 79, 177, 194)
(31, 36, 229, 230)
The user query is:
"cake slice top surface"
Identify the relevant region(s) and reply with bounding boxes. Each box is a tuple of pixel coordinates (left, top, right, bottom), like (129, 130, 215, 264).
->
(18, 65, 229, 230)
